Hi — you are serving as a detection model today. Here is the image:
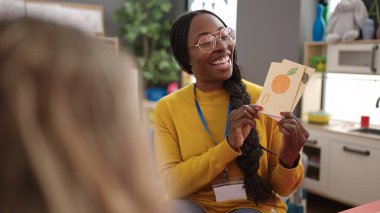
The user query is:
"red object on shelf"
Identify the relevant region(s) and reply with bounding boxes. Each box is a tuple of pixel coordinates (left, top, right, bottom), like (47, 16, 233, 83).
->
(361, 116, 370, 128)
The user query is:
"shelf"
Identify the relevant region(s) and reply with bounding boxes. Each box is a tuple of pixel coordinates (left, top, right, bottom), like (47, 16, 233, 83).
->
(304, 41, 327, 46)
(303, 42, 327, 67)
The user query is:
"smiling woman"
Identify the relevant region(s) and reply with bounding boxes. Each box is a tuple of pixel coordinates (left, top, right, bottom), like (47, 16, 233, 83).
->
(154, 10, 309, 213)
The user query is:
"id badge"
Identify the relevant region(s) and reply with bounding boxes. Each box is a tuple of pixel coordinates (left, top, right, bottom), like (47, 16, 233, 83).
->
(212, 178, 247, 202)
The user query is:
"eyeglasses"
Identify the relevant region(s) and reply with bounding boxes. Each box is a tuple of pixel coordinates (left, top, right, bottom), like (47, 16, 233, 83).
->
(188, 27, 236, 53)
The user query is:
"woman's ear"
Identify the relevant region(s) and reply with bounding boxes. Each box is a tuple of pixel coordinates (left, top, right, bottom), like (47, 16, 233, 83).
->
(353, 0, 369, 27)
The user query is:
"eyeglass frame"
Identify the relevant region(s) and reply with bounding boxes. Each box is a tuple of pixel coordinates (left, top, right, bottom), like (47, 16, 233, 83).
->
(188, 27, 236, 53)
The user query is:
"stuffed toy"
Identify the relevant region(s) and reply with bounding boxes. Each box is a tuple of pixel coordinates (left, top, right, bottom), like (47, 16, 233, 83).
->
(326, 0, 368, 43)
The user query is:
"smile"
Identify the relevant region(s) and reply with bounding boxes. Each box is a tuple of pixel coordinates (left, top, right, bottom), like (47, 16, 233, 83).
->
(211, 55, 230, 65)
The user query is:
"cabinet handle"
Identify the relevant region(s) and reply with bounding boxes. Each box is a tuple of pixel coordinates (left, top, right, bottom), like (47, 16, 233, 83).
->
(343, 146, 370, 156)
(306, 139, 318, 145)
(370, 44, 378, 73)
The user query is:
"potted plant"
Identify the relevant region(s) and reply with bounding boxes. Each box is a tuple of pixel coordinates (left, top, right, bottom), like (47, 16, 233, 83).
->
(114, 0, 180, 101)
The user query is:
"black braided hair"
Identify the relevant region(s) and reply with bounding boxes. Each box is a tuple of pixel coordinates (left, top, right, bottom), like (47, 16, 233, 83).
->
(170, 10, 276, 205)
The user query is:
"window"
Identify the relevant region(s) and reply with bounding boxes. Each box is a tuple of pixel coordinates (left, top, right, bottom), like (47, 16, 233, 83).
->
(324, 73, 380, 125)
(187, 0, 237, 30)
(328, 0, 341, 18)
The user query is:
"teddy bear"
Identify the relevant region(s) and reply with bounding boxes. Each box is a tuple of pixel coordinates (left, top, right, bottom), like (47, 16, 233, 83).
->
(326, 0, 369, 43)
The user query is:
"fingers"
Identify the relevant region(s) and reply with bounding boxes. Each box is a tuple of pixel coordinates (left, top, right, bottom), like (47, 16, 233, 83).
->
(229, 106, 257, 128)
(280, 127, 292, 143)
(227, 105, 260, 148)
(281, 122, 305, 143)
(230, 118, 255, 129)
(229, 105, 263, 121)
(231, 108, 254, 120)
(278, 112, 299, 133)
(278, 112, 307, 143)
(293, 116, 310, 139)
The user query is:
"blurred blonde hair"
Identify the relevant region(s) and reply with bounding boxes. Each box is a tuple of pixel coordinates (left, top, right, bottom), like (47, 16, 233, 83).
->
(0, 18, 168, 213)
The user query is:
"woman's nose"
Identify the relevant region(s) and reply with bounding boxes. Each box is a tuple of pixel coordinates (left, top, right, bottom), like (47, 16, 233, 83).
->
(213, 37, 228, 51)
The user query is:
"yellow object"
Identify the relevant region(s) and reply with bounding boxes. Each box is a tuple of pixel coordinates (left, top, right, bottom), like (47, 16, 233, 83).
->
(308, 111, 330, 124)
(154, 80, 304, 213)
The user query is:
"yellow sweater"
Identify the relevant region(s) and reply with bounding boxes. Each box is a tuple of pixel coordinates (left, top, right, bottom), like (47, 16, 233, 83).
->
(154, 80, 304, 213)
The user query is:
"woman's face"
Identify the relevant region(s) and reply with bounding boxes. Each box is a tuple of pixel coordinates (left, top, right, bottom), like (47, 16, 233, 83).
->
(187, 13, 235, 88)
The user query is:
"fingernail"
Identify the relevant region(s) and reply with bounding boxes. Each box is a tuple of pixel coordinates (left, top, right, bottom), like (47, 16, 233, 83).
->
(256, 115, 260, 119)
(280, 112, 285, 116)
(256, 105, 263, 110)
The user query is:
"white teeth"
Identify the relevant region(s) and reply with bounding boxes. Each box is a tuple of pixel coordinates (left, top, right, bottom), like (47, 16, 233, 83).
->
(211, 56, 229, 65)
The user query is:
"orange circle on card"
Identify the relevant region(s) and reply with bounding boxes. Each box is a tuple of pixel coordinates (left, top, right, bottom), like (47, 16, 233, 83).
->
(271, 74, 290, 94)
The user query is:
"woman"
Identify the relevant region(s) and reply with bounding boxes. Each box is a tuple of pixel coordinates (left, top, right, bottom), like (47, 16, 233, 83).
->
(0, 18, 168, 213)
(154, 10, 309, 213)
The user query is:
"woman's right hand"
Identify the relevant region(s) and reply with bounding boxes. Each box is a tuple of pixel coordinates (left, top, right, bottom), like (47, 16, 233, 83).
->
(227, 105, 262, 150)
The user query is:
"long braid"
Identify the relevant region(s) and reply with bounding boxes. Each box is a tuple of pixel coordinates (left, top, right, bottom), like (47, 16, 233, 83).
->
(170, 10, 275, 205)
(224, 53, 275, 205)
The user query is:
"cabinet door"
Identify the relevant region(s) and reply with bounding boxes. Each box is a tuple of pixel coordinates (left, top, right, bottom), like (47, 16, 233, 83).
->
(329, 141, 380, 205)
(327, 43, 380, 74)
(303, 135, 330, 195)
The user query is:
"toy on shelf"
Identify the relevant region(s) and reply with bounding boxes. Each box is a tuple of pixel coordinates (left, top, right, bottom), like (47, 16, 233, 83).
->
(361, 18, 375, 40)
(312, 3, 326, 42)
(326, 0, 368, 43)
(309, 55, 326, 72)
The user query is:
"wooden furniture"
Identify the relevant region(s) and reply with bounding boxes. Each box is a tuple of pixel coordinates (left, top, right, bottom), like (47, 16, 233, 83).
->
(326, 40, 380, 75)
(23, 0, 105, 36)
(96, 36, 119, 55)
(303, 41, 327, 67)
(302, 40, 380, 121)
(303, 124, 380, 206)
(301, 42, 326, 120)
(302, 41, 380, 206)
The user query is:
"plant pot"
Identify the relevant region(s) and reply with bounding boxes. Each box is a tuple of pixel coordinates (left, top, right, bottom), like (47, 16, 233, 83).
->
(145, 87, 167, 101)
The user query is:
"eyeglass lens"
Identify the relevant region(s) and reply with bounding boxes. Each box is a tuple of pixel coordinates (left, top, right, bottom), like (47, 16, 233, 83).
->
(197, 28, 235, 53)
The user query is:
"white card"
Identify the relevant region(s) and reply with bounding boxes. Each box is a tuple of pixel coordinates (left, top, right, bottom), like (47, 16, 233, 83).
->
(213, 180, 247, 202)
(256, 59, 315, 120)
(282, 59, 315, 111)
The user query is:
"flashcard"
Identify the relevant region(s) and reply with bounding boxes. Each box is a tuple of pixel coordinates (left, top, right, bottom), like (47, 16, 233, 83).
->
(281, 59, 316, 111)
(256, 59, 315, 120)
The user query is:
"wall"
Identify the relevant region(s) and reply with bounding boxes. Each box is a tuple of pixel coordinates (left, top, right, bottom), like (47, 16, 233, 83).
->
(60, 0, 186, 36)
(59, 0, 310, 81)
(300, 1, 316, 58)
(60, 0, 124, 36)
(236, 0, 302, 86)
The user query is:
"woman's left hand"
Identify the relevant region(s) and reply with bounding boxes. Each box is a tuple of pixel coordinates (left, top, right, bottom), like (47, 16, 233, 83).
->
(277, 112, 310, 168)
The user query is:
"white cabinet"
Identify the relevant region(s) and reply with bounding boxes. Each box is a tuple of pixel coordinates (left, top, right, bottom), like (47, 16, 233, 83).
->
(303, 132, 330, 196)
(302, 124, 380, 206)
(327, 42, 380, 74)
(328, 141, 380, 205)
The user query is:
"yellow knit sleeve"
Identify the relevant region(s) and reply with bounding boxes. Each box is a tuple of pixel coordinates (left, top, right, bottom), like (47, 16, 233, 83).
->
(154, 100, 241, 198)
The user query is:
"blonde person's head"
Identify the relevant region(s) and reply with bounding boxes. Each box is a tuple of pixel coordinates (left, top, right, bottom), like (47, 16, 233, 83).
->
(0, 18, 168, 213)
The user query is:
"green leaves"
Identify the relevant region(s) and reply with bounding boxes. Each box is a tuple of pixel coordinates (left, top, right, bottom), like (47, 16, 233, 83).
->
(139, 50, 178, 87)
(114, 0, 179, 88)
(287, 67, 298, 76)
